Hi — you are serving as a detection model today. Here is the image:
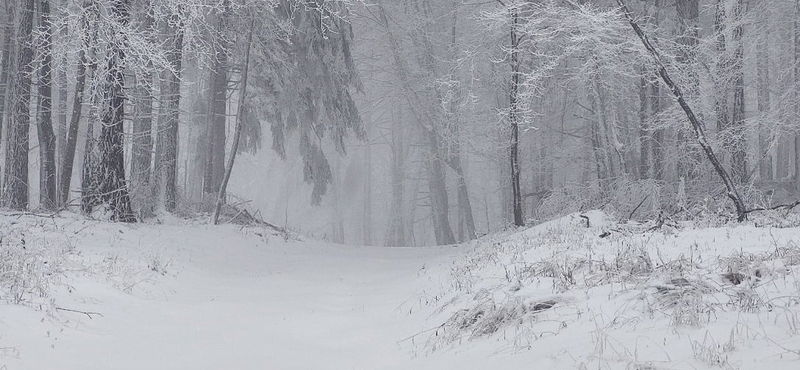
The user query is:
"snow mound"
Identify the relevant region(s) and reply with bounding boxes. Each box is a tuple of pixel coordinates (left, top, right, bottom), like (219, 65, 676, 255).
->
(416, 211, 800, 369)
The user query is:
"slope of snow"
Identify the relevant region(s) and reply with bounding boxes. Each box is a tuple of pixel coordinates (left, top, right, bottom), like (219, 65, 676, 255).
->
(1, 211, 799, 369)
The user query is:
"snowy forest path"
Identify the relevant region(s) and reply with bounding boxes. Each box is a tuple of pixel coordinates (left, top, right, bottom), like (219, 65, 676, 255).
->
(0, 219, 466, 370)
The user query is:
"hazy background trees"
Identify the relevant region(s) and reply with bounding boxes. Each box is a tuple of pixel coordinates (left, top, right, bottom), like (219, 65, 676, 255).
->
(1, 0, 800, 245)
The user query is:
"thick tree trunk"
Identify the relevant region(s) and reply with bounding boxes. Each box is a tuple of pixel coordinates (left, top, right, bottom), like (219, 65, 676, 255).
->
(731, 0, 747, 182)
(363, 131, 372, 246)
(92, 0, 134, 222)
(37, 0, 57, 210)
(425, 131, 456, 245)
(2, 0, 34, 210)
(385, 102, 405, 247)
(130, 1, 154, 216)
(56, 0, 68, 183)
(0, 0, 15, 139)
(203, 13, 228, 198)
(159, 16, 184, 213)
(675, 0, 699, 179)
(756, 0, 772, 181)
(795, 0, 800, 193)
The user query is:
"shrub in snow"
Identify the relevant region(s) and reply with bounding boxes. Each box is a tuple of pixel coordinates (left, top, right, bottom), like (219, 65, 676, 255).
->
(0, 220, 68, 305)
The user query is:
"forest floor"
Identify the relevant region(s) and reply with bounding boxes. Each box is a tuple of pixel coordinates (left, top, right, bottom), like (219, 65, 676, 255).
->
(1, 211, 800, 369)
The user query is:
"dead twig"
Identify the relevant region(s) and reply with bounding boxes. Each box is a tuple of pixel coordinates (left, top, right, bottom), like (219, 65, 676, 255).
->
(628, 194, 650, 220)
(55, 306, 104, 319)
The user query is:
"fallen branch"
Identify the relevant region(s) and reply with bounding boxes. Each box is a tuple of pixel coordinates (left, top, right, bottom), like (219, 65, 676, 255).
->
(616, 0, 748, 222)
(55, 306, 104, 319)
(743, 200, 800, 215)
(628, 194, 650, 220)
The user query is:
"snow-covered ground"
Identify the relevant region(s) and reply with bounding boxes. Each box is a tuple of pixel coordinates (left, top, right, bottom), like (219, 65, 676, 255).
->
(1, 211, 800, 369)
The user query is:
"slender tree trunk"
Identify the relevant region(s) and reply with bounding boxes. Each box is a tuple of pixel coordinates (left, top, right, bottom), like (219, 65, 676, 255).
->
(212, 17, 253, 225)
(58, 0, 94, 206)
(80, 115, 95, 214)
(92, 0, 134, 222)
(509, 7, 523, 227)
(618, 0, 747, 221)
(2, 0, 34, 210)
(37, 0, 57, 210)
(639, 68, 650, 179)
(715, 0, 731, 146)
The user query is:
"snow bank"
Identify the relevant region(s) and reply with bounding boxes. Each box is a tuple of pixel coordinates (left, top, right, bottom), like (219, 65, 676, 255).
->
(414, 211, 800, 369)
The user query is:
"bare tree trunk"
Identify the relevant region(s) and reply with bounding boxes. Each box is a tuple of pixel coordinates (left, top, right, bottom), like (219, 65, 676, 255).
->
(211, 17, 252, 225)
(92, 0, 135, 221)
(509, 7, 523, 227)
(715, 0, 731, 149)
(80, 115, 95, 214)
(363, 130, 372, 246)
(130, 0, 154, 216)
(159, 14, 184, 213)
(756, 0, 772, 181)
(36, 0, 57, 210)
(676, 0, 699, 179)
(56, 0, 67, 184)
(385, 101, 405, 247)
(638, 68, 650, 179)
(203, 10, 228, 199)
(650, 0, 664, 182)
(617, 0, 747, 221)
(2, 0, 34, 210)
(795, 0, 800, 194)
(425, 131, 455, 245)
(59, 0, 95, 206)
(0, 0, 14, 138)
(731, 0, 747, 182)
(0, 0, 17, 194)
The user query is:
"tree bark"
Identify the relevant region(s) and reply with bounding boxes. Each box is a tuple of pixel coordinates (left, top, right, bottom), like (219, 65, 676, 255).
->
(617, 0, 747, 221)
(56, 0, 68, 185)
(203, 9, 229, 198)
(795, 0, 800, 193)
(159, 14, 184, 212)
(130, 0, 154, 215)
(2, 0, 34, 210)
(37, 0, 57, 210)
(212, 17, 253, 225)
(58, 0, 94, 206)
(0, 0, 15, 141)
(385, 101, 406, 247)
(730, 0, 747, 182)
(756, 0, 771, 181)
(92, 0, 134, 222)
(509, 7, 523, 227)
